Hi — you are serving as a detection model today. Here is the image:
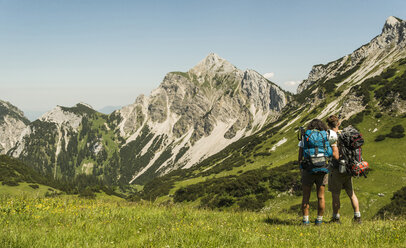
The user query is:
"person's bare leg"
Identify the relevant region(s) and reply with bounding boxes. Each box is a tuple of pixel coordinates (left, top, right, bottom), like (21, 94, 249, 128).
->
(346, 189, 359, 212)
(316, 185, 325, 217)
(346, 188, 361, 223)
(302, 184, 312, 224)
(332, 192, 341, 215)
(302, 185, 312, 216)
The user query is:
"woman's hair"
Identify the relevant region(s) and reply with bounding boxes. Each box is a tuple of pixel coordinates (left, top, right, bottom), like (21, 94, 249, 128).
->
(326, 115, 340, 129)
(306, 119, 328, 131)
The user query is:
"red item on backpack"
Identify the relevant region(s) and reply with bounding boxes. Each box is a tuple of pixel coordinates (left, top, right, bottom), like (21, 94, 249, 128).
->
(351, 161, 369, 177)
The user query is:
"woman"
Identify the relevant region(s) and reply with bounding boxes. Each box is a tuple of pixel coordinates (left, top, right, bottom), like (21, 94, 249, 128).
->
(298, 119, 332, 225)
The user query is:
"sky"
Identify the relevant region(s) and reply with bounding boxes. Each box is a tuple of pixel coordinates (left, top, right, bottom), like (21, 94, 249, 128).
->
(0, 0, 405, 120)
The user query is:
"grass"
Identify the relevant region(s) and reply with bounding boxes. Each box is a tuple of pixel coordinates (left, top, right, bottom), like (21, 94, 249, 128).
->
(0, 194, 405, 248)
(0, 183, 57, 197)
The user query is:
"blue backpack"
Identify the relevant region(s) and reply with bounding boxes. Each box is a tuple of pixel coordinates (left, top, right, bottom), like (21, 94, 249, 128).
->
(302, 129, 333, 174)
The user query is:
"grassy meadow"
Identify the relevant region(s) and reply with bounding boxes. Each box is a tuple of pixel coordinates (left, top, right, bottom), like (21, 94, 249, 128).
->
(0, 193, 405, 248)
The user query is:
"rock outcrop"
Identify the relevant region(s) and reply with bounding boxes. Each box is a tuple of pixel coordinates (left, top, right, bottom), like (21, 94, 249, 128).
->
(116, 53, 288, 183)
(7, 54, 288, 184)
(297, 16, 406, 94)
(0, 100, 29, 154)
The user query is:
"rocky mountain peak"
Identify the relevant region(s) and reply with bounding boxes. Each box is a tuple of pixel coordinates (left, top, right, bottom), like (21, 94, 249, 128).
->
(297, 16, 406, 94)
(0, 100, 28, 123)
(384, 16, 402, 27)
(76, 102, 94, 109)
(381, 16, 405, 44)
(40, 105, 85, 129)
(189, 53, 238, 77)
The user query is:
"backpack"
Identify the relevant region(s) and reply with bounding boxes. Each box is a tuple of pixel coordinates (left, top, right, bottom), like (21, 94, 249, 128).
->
(338, 126, 369, 178)
(301, 129, 333, 174)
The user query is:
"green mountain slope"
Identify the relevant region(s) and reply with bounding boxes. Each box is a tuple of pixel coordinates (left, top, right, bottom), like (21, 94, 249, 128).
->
(133, 46, 406, 219)
(0, 154, 126, 199)
(7, 54, 289, 186)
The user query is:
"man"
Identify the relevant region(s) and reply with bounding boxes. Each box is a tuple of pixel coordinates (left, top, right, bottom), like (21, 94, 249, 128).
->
(326, 115, 361, 223)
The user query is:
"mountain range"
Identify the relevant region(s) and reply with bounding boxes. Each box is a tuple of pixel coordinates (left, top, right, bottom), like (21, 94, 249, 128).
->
(0, 15, 405, 196)
(1, 53, 289, 185)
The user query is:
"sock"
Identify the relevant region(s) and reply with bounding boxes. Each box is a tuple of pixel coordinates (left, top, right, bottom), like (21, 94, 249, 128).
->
(303, 216, 309, 222)
(333, 213, 340, 219)
(354, 212, 361, 218)
(317, 216, 323, 221)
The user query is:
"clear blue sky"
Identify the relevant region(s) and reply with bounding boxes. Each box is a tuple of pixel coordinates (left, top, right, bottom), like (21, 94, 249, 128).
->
(0, 0, 405, 120)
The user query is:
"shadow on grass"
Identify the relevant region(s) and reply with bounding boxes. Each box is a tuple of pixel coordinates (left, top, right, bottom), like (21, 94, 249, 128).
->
(264, 216, 298, 226)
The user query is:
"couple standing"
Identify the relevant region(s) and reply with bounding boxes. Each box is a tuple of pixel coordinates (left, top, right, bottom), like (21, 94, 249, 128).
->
(298, 115, 361, 225)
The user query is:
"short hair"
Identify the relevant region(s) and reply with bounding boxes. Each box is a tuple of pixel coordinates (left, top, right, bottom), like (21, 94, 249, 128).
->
(326, 115, 340, 129)
(306, 119, 328, 131)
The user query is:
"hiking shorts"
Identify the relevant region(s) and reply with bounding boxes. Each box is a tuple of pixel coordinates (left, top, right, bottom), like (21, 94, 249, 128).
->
(328, 168, 353, 194)
(301, 169, 328, 187)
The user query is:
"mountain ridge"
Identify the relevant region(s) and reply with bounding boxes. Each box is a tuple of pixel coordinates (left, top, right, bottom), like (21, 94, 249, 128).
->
(129, 17, 406, 213)
(2, 16, 405, 189)
(297, 16, 406, 94)
(4, 53, 288, 184)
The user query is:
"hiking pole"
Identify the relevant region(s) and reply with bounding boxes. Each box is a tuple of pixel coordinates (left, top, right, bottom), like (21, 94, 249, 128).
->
(298, 127, 305, 141)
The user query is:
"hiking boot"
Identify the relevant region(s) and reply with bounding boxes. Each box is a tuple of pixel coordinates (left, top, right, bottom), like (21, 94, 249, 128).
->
(353, 216, 362, 224)
(315, 219, 323, 226)
(302, 220, 310, 226)
(330, 217, 341, 224)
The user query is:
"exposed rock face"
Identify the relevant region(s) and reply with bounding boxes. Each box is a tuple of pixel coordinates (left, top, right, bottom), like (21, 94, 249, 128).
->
(7, 103, 99, 178)
(297, 16, 406, 94)
(0, 100, 29, 154)
(39, 106, 83, 130)
(340, 91, 365, 120)
(116, 53, 288, 183)
(7, 54, 287, 184)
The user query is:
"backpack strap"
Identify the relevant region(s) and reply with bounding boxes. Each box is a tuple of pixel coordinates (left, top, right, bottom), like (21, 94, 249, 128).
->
(359, 147, 362, 162)
(322, 131, 327, 155)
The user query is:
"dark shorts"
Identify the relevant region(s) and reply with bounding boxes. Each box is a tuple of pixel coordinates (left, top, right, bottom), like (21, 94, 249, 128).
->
(328, 168, 353, 194)
(301, 169, 328, 187)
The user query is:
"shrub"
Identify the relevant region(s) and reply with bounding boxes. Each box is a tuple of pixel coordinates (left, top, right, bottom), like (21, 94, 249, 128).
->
(341, 111, 364, 128)
(237, 195, 265, 211)
(375, 113, 383, 118)
(29, 184, 39, 189)
(253, 152, 271, 157)
(386, 124, 405, 139)
(391, 125, 405, 134)
(2, 180, 19, 186)
(200, 195, 235, 209)
(175, 161, 300, 210)
(386, 133, 405, 138)
(375, 135, 386, 142)
(399, 58, 406, 65)
(374, 69, 406, 105)
(376, 186, 406, 218)
(79, 187, 96, 199)
(381, 68, 397, 79)
(45, 190, 62, 198)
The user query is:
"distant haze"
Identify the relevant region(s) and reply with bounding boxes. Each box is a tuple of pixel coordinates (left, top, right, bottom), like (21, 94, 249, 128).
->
(98, 106, 122, 115)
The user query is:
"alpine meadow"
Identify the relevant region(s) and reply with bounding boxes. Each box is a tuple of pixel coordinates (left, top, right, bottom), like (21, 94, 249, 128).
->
(1, 14, 406, 247)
